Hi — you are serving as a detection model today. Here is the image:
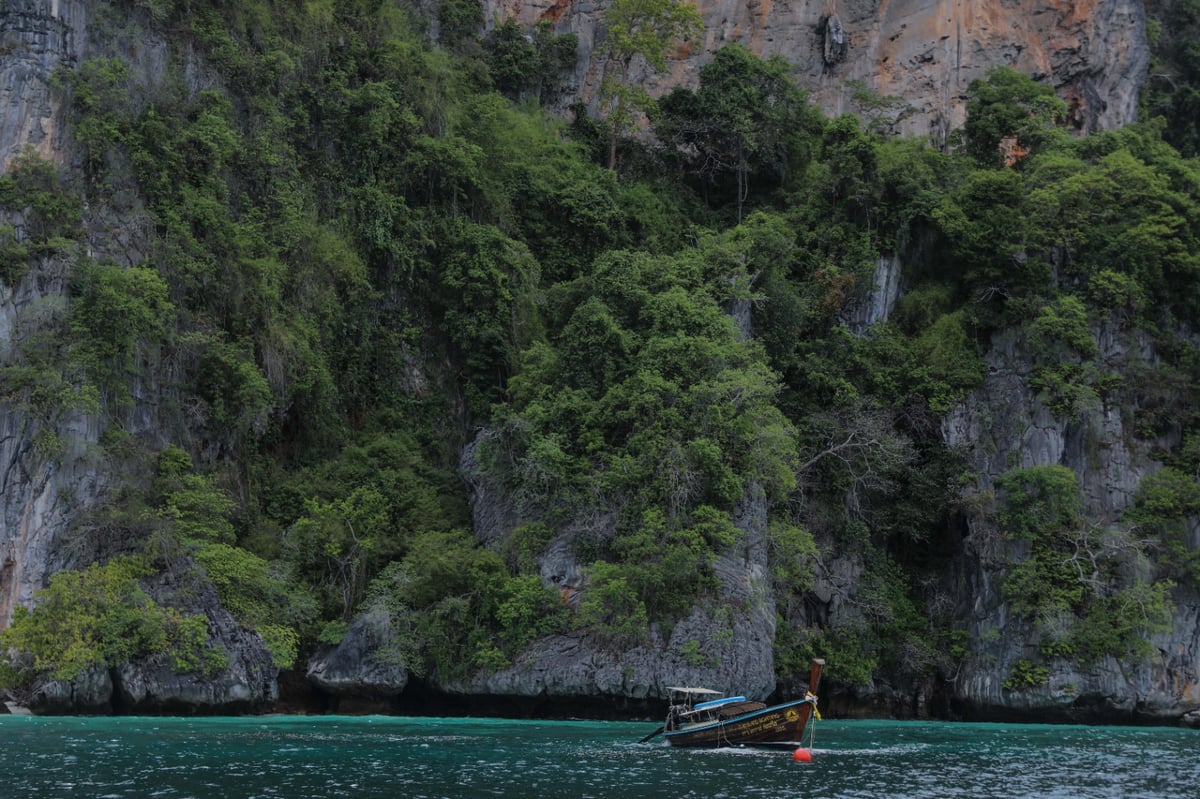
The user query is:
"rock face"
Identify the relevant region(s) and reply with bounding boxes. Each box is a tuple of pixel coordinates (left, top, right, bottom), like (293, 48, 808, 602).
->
(24, 666, 114, 715)
(0, 295, 97, 631)
(445, 442, 778, 703)
(0, 1, 84, 632)
(0, 0, 165, 632)
(115, 573, 279, 714)
(953, 586, 1200, 723)
(845, 255, 902, 332)
(1, 0, 183, 170)
(1, 0, 130, 630)
(944, 325, 1163, 518)
(13, 573, 278, 715)
(486, 0, 1149, 141)
(0, 0, 81, 170)
(307, 609, 410, 699)
(793, 262, 1199, 725)
(1, 1, 277, 714)
(940, 324, 1200, 724)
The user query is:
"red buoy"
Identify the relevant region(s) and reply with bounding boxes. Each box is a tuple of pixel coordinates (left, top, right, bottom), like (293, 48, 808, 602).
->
(793, 747, 812, 763)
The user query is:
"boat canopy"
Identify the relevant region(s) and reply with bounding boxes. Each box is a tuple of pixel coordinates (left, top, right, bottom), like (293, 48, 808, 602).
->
(665, 687, 722, 695)
(693, 696, 746, 711)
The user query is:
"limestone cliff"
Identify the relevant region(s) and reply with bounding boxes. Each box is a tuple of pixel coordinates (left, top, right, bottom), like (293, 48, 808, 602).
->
(941, 325, 1200, 723)
(818, 270, 1200, 726)
(486, 0, 1149, 141)
(442, 457, 778, 703)
(308, 442, 780, 705)
(1, 0, 276, 713)
(306, 609, 410, 701)
(0, 0, 84, 632)
(0, 279, 98, 632)
(0, 0, 79, 171)
(14, 573, 279, 714)
(3, 0, 92, 628)
(2, 0, 1197, 726)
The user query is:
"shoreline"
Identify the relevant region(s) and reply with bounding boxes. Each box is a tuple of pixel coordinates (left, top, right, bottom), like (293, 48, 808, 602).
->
(6, 678, 1198, 729)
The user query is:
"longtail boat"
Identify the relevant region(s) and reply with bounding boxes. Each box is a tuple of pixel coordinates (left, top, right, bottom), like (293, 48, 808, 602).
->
(644, 658, 823, 748)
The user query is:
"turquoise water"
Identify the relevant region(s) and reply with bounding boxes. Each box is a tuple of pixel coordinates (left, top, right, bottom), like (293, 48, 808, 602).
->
(0, 714, 1196, 798)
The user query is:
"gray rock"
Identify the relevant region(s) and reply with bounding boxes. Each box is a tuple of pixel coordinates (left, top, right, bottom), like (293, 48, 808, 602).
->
(822, 14, 847, 66)
(307, 609, 409, 697)
(26, 666, 113, 714)
(117, 584, 279, 713)
(440, 451, 778, 703)
(0, 0, 277, 716)
(845, 256, 903, 333)
(115, 644, 275, 715)
(943, 322, 1200, 723)
(16, 570, 278, 715)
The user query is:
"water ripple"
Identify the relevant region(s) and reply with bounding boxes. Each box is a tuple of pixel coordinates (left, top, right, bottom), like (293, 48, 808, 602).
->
(0, 716, 1196, 799)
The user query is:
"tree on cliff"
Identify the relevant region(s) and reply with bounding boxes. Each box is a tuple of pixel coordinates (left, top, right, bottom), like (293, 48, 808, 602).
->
(597, 0, 702, 169)
(656, 44, 821, 222)
(1143, 0, 1200, 157)
(962, 66, 1067, 167)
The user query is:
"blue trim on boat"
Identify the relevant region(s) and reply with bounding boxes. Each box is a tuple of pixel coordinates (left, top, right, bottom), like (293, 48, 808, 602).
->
(693, 696, 746, 711)
(662, 698, 813, 739)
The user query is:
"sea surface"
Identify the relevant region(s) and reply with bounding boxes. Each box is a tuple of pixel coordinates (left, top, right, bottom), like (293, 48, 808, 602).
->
(0, 714, 1196, 799)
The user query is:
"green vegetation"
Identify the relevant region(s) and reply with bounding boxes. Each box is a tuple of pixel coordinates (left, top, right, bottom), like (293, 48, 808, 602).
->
(656, 44, 822, 222)
(1143, 0, 1200, 157)
(0, 557, 224, 687)
(998, 466, 1176, 678)
(598, 0, 702, 168)
(0, 0, 1196, 700)
(1003, 659, 1050, 691)
(1124, 467, 1200, 584)
(960, 66, 1067, 167)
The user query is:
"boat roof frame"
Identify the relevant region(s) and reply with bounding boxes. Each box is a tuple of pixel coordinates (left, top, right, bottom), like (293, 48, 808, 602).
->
(665, 687, 723, 696)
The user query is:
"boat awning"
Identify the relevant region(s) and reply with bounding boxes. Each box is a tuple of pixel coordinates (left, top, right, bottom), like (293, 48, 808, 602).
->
(665, 687, 722, 695)
(693, 696, 745, 711)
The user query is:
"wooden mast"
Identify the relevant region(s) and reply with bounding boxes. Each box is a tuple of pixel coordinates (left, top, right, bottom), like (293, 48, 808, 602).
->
(807, 658, 825, 697)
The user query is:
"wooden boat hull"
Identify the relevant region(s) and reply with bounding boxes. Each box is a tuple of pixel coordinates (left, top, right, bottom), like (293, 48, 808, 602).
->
(662, 698, 817, 748)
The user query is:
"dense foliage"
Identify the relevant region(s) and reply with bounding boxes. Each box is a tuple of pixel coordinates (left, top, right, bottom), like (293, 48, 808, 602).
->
(0, 557, 223, 687)
(2, 0, 1198, 699)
